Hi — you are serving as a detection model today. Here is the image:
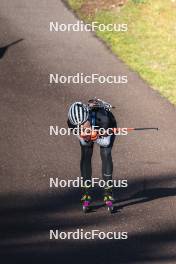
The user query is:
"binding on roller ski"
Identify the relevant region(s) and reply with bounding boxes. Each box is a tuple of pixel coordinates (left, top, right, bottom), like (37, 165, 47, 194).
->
(81, 193, 115, 214)
(81, 187, 115, 214)
(67, 98, 158, 214)
(81, 193, 92, 213)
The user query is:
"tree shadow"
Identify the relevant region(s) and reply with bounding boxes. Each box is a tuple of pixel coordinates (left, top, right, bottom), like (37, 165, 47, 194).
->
(0, 38, 23, 59)
(112, 186, 176, 213)
(89, 176, 176, 213)
(1, 227, 176, 264)
(0, 174, 175, 263)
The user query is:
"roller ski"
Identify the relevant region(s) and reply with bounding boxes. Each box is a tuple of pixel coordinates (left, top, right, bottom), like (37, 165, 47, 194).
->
(81, 194, 92, 213)
(104, 194, 114, 214)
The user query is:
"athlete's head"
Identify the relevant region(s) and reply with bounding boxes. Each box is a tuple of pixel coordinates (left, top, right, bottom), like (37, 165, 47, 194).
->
(68, 102, 89, 125)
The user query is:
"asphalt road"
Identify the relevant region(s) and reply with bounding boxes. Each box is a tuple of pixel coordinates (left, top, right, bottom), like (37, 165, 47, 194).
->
(0, 1, 176, 263)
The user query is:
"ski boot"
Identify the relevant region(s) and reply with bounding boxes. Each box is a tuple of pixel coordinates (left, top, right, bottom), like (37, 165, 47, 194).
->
(81, 194, 92, 213)
(104, 192, 114, 214)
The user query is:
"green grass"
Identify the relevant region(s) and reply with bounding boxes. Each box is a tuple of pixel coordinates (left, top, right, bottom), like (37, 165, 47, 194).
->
(68, 0, 85, 11)
(67, 0, 176, 105)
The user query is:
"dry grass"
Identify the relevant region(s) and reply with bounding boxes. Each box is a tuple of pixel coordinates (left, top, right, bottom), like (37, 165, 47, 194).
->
(80, 0, 127, 16)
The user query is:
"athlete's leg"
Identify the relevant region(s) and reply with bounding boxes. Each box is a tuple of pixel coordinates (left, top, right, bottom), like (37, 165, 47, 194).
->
(99, 135, 116, 197)
(80, 144, 93, 181)
(100, 146, 113, 182)
(80, 143, 93, 198)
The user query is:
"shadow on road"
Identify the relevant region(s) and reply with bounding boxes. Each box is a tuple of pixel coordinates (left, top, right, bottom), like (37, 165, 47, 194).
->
(90, 186, 176, 213)
(0, 39, 23, 59)
(0, 174, 175, 263)
(113, 187, 176, 213)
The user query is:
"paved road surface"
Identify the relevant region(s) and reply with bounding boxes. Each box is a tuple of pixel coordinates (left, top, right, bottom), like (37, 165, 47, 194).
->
(0, 0, 176, 263)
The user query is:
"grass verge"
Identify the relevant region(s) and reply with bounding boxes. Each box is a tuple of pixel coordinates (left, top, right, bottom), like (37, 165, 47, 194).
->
(67, 0, 176, 105)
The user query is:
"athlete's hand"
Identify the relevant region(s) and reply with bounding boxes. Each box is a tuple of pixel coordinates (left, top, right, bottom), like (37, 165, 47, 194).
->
(80, 121, 98, 142)
(80, 121, 91, 141)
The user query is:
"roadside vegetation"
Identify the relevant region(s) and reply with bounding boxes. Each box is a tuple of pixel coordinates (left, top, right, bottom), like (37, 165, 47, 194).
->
(67, 0, 176, 105)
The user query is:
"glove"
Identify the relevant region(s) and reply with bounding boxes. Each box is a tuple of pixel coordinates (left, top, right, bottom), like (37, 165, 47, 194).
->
(80, 129, 98, 142)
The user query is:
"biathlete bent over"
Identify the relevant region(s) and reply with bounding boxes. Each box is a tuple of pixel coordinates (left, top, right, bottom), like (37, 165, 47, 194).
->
(67, 99, 117, 206)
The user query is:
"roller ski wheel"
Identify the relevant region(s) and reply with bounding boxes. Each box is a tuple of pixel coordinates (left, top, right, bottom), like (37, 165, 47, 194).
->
(104, 195, 114, 214)
(106, 201, 114, 214)
(81, 195, 91, 213)
(82, 201, 91, 213)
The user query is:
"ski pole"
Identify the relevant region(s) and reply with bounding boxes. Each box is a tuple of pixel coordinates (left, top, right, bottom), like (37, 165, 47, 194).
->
(80, 127, 159, 141)
(112, 127, 159, 133)
(123, 127, 159, 132)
